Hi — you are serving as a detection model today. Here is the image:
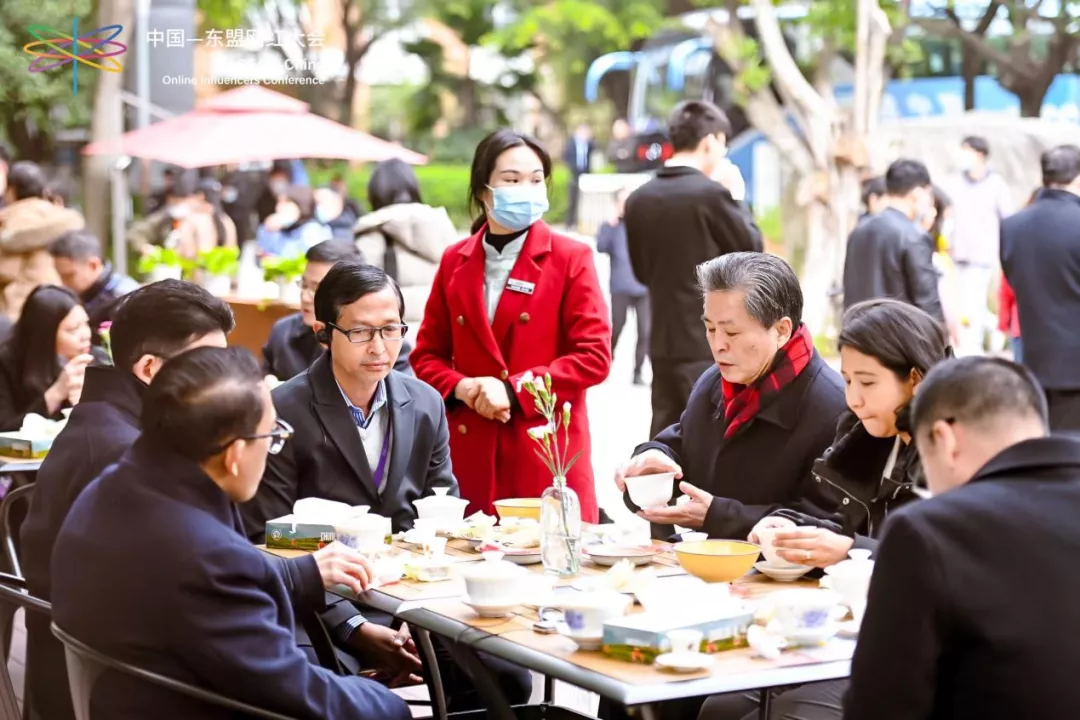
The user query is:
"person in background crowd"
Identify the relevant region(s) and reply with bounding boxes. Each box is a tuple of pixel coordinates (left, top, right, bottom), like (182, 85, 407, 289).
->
(20, 279, 234, 720)
(127, 171, 209, 259)
(944, 136, 1013, 355)
(331, 172, 365, 219)
(703, 300, 950, 720)
(0, 285, 96, 431)
(261, 240, 411, 383)
(51, 346, 410, 720)
(843, 159, 943, 321)
(48, 229, 139, 346)
(43, 177, 72, 208)
(626, 100, 762, 438)
(256, 184, 333, 259)
(193, 177, 239, 250)
(845, 357, 1080, 720)
(412, 129, 612, 522)
(919, 186, 960, 345)
(221, 167, 257, 244)
(998, 275, 1022, 363)
(256, 161, 293, 225)
(314, 186, 359, 243)
(597, 187, 649, 385)
(1001, 145, 1080, 432)
(859, 176, 887, 221)
(0, 161, 84, 320)
(354, 158, 457, 327)
(147, 166, 180, 214)
(608, 118, 635, 173)
(563, 123, 595, 229)
(615, 252, 845, 541)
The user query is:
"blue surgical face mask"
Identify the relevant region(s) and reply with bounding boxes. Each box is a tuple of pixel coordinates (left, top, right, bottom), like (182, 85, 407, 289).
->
(314, 205, 335, 224)
(487, 183, 549, 232)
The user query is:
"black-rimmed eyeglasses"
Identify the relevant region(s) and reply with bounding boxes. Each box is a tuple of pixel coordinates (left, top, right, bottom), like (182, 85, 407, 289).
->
(327, 322, 409, 344)
(212, 418, 294, 456)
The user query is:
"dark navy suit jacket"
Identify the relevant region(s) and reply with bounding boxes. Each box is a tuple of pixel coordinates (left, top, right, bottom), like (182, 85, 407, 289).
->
(52, 437, 409, 720)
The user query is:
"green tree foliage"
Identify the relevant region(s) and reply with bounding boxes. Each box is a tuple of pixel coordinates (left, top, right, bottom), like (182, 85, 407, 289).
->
(0, 0, 94, 161)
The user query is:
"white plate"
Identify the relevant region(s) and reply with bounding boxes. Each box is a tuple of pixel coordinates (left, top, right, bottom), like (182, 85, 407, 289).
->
(655, 652, 714, 673)
(781, 625, 839, 646)
(502, 551, 542, 566)
(583, 544, 659, 567)
(461, 596, 519, 618)
(755, 561, 812, 582)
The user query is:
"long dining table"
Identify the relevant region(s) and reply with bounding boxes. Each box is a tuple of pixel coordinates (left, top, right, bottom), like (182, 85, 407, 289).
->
(263, 534, 854, 719)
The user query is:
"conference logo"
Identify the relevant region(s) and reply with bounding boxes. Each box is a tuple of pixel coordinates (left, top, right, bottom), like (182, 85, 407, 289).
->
(23, 20, 127, 95)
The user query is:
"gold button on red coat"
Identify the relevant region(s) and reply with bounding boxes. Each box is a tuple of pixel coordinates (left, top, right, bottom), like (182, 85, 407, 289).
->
(457, 424, 468, 435)
(456, 316, 465, 326)
(500, 370, 509, 380)
(519, 312, 530, 323)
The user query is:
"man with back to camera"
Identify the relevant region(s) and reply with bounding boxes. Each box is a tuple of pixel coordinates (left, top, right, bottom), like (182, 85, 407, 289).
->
(48, 228, 139, 345)
(843, 159, 943, 321)
(845, 356, 1080, 719)
(262, 240, 411, 384)
(51, 346, 410, 720)
(625, 100, 763, 437)
(1000, 144, 1080, 432)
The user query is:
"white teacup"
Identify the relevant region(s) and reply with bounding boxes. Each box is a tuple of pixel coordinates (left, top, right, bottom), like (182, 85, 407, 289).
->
(666, 628, 704, 655)
(462, 551, 527, 606)
(821, 550, 874, 623)
(556, 592, 630, 641)
(334, 514, 390, 553)
(770, 589, 841, 644)
(756, 526, 806, 569)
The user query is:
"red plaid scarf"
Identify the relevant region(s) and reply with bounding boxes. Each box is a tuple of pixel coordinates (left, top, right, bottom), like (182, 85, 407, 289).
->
(721, 324, 814, 439)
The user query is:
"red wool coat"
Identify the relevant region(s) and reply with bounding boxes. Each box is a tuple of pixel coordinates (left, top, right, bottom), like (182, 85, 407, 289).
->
(411, 222, 612, 522)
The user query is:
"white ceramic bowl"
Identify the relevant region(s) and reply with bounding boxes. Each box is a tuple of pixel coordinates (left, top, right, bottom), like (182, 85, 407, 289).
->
(770, 589, 842, 643)
(334, 514, 390, 553)
(624, 472, 676, 509)
(462, 552, 528, 605)
(756, 526, 806, 569)
(413, 487, 469, 526)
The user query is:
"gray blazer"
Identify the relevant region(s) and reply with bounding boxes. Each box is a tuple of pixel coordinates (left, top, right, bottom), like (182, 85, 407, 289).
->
(241, 354, 458, 541)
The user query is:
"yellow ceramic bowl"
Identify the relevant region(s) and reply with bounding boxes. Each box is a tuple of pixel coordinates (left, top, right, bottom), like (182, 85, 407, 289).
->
(494, 498, 542, 521)
(674, 540, 760, 583)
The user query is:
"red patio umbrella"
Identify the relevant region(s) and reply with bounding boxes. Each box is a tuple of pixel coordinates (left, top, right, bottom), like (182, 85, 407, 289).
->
(84, 85, 426, 168)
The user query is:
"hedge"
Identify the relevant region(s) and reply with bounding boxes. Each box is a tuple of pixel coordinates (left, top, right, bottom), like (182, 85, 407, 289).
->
(310, 163, 571, 231)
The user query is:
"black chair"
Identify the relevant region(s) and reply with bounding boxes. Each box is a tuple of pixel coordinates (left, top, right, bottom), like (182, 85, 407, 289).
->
(0, 573, 51, 720)
(51, 623, 295, 720)
(0, 484, 33, 582)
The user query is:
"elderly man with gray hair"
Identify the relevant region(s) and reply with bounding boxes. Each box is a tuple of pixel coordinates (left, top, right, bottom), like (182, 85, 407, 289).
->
(615, 251, 847, 541)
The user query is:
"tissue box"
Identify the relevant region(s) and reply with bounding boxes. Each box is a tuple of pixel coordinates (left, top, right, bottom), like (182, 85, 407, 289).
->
(0, 433, 54, 459)
(601, 609, 754, 664)
(265, 515, 337, 551)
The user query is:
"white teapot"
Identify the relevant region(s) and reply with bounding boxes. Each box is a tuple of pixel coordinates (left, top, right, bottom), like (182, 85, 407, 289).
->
(821, 549, 875, 623)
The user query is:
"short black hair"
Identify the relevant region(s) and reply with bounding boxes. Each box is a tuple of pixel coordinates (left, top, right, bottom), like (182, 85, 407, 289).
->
(840, 299, 950, 381)
(911, 357, 1048, 440)
(885, 159, 931, 196)
(668, 101, 732, 153)
(142, 346, 265, 463)
(167, 171, 198, 200)
(7, 162, 48, 200)
(306, 239, 363, 265)
(269, 161, 291, 178)
(368, 159, 422, 211)
(861, 176, 886, 207)
(314, 262, 404, 327)
(696, 252, 803, 328)
(1041, 145, 1080, 188)
(284, 185, 316, 221)
(110, 279, 235, 370)
(961, 136, 990, 157)
(49, 229, 102, 262)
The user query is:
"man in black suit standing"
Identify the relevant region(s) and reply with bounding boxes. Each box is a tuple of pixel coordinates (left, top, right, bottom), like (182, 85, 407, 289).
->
(1001, 145, 1080, 431)
(625, 100, 762, 437)
(842, 159, 943, 321)
(846, 356, 1080, 720)
(563, 123, 595, 230)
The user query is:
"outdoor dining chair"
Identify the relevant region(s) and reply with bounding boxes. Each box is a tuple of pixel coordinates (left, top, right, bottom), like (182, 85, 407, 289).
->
(0, 572, 51, 720)
(50, 623, 295, 720)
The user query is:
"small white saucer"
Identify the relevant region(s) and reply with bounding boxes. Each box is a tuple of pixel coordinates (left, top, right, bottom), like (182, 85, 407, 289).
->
(461, 596, 518, 618)
(655, 651, 714, 673)
(755, 561, 812, 582)
(782, 625, 839, 646)
(564, 633, 603, 651)
(837, 619, 860, 639)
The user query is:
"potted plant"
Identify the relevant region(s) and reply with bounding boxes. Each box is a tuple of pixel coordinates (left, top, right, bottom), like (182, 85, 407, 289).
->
(137, 247, 184, 282)
(196, 247, 240, 297)
(262, 256, 307, 305)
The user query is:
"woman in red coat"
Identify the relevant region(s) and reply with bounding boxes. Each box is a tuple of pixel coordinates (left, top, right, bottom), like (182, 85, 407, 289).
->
(411, 130, 611, 522)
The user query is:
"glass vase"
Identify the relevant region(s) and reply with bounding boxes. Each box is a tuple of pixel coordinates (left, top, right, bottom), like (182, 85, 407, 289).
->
(540, 478, 582, 576)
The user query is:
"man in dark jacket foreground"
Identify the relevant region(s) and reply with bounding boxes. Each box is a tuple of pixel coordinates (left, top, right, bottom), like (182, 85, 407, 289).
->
(846, 356, 1080, 720)
(52, 347, 409, 720)
(843, 159, 943, 321)
(615, 252, 846, 541)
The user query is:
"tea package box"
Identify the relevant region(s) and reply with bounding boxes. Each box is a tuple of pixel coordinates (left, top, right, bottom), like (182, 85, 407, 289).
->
(0, 432, 54, 460)
(265, 516, 337, 551)
(602, 609, 755, 664)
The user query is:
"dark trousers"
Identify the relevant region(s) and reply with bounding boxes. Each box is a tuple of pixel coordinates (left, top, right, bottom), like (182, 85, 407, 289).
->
(1047, 388, 1080, 435)
(650, 358, 714, 438)
(698, 679, 847, 720)
(567, 174, 583, 229)
(611, 293, 650, 376)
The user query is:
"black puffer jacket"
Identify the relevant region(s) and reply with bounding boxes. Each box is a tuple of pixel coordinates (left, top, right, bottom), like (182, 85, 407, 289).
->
(775, 411, 925, 553)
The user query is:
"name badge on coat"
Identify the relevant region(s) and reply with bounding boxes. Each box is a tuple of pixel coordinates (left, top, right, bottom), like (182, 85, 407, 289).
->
(507, 278, 535, 295)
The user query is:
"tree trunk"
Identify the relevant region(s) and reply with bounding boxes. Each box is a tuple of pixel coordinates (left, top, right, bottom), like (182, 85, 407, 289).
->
(341, 62, 359, 128)
(1017, 87, 1045, 117)
(84, 0, 135, 248)
(962, 48, 978, 111)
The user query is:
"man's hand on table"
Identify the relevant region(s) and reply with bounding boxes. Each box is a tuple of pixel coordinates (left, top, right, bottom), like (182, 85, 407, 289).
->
(312, 542, 375, 595)
(638, 481, 711, 529)
(351, 623, 423, 688)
